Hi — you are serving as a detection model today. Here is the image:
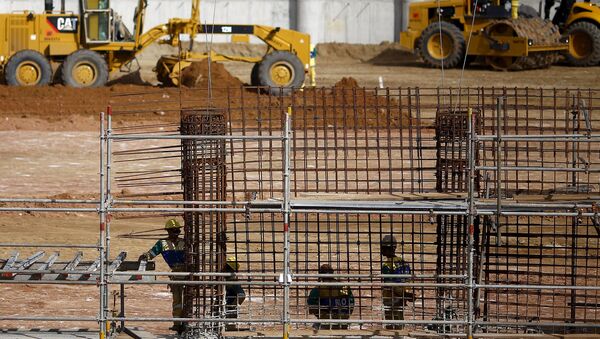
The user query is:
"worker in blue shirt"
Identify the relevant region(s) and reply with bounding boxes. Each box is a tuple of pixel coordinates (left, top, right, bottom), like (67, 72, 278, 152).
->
(139, 219, 186, 334)
(307, 264, 355, 329)
(381, 235, 414, 329)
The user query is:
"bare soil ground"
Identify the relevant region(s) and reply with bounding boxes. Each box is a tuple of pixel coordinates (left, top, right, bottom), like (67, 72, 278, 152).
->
(1, 43, 600, 336)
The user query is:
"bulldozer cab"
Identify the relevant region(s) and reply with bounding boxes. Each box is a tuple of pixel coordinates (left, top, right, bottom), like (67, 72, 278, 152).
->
(469, 0, 512, 18)
(80, 0, 134, 43)
(81, 0, 111, 43)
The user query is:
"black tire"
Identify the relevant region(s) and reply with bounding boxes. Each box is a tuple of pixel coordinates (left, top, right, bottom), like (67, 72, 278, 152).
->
(518, 5, 540, 18)
(62, 49, 109, 88)
(419, 21, 466, 68)
(565, 21, 600, 66)
(257, 51, 305, 95)
(250, 62, 260, 86)
(5, 50, 52, 86)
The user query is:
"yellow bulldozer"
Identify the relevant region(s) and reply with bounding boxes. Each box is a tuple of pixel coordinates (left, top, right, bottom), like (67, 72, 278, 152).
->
(400, 0, 569, 70)
(0, 0, 311, 90)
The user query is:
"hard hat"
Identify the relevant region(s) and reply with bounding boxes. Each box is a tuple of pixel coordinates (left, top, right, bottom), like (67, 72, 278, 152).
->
(226, 256, 240, 271)
(164, 219, 182, 230)
(381, 235, 398, 247)
(318, 264, 334, 275)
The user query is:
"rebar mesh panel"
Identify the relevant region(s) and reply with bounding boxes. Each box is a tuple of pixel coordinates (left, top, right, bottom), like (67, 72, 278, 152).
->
(103, 87, 600, 336)
(480, 215, 600, 334)
(433, 109, 481, 332)
(287, 213, 457, 331)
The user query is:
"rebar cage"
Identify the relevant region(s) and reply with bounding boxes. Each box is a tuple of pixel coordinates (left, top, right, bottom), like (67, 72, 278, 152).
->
(1, 87, 599, 338)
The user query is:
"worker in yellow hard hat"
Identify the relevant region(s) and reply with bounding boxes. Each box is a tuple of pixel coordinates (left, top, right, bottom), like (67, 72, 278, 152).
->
(139, 219, 186, 334)
(223, 255, 246, 331)
(381, 234, 414, 330)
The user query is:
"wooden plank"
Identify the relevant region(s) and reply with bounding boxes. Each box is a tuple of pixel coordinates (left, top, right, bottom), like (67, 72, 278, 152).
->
(57, 251, 83, 280)
(295, 192, 467, 201)
(513, 193, 600, 202)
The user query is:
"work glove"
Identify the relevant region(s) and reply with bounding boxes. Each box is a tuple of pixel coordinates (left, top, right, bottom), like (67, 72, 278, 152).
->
(138, 254, 148, 262)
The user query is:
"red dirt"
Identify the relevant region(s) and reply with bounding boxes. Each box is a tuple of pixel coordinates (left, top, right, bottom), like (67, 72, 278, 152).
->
(334, 77, 360, 89)
(0, 68, 410, 132)
(181, 60, 244, 88)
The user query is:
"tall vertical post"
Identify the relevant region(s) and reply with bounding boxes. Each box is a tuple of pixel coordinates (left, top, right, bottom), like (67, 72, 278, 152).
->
(466, 107, 475, 339)
(570, 101, 579, 322)
(99, 111, 107, 339)
(105, 106, 113, 333)
(282, 107, 292, 339)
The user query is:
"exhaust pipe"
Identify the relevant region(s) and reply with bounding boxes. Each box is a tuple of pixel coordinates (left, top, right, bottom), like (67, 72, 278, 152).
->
(512, 0, 519, 18)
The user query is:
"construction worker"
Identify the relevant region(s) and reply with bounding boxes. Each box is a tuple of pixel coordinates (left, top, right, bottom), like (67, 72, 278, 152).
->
(544, 0, 558, 19)
(223, 256, 246, 331)
(307, 264, 355, 330)
(138, 219, 185, 334)
(381, 235, 414, 330)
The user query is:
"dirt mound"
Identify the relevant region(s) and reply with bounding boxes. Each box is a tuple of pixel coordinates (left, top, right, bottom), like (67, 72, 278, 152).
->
(0, 72, 411, 132)
(367, 47, 419, 66)
(181, 60, 244, 88)
(136, 43, 267, 66)
(334, 77, 359, 88)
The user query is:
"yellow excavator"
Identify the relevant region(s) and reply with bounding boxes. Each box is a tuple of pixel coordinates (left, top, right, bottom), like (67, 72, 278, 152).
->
(0, 0, 311, 90)
(400, 0, 569, 70)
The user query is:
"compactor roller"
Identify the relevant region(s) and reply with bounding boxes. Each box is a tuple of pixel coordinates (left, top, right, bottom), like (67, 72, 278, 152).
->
(485, 18, 562, 70)
(400, 0, 569, 71)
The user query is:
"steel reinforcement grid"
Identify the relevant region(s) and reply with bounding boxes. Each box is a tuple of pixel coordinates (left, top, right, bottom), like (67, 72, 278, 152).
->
(0, 87, 599, 338)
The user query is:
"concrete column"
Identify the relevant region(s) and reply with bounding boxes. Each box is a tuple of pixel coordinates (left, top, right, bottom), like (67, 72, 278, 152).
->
(296, 0, 325, 43)
(289, 0, 298, 30)
(394, 0, 402, 42)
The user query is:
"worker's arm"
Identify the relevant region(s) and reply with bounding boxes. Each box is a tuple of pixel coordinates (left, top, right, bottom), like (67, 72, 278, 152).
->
(307, 288, 320, 315)
(138, 240, 163, 261)
(346, 287, 355, 315)
(226, 284, 246, 305)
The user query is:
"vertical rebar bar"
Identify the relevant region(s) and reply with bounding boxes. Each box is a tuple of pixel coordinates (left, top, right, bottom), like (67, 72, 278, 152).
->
(496, 98, 503, 245)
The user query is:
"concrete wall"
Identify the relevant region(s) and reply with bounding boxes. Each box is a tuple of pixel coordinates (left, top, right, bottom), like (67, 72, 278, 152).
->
(1, 0, 554, 44)
(295, 0, 397, 44)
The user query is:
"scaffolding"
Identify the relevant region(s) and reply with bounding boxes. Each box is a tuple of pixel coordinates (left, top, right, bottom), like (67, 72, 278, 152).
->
(0, 87, 599, 338)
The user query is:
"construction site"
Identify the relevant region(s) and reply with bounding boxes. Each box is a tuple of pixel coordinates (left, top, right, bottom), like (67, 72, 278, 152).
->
(1, 0, 600, 338)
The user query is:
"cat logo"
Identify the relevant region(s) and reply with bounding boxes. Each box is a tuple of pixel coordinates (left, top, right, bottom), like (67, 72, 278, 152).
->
(47, 16, 79, 33)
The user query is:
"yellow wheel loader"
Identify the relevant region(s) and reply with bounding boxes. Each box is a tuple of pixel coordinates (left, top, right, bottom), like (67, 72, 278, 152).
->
(400, 0, 569, 70)
(0, 0, 311, 90)
(551, 0, 600, 66)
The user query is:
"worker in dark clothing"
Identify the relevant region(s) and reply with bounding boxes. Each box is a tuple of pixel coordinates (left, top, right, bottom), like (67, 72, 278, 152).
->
(139, 219, 186, 334)
(545, 0, 557, 19)
(381, 235, 414, 330)
(223, 256, 246, 331)
(552, 0, 576, 26)
(307, 264, 355, 330)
